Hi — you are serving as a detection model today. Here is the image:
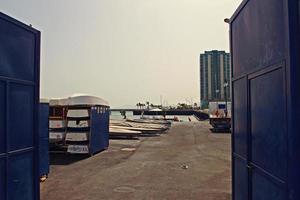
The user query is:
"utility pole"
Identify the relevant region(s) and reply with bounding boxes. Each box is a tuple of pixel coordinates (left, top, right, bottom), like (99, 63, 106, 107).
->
(224, 79, 228, 117)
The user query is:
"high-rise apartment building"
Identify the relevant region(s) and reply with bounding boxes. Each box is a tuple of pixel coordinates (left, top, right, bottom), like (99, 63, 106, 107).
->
(200, 50, 231, 108)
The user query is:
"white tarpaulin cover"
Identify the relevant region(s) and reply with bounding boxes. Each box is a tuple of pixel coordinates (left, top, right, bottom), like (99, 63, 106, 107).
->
(49, 94, 109, 107)
(150, 108, 162, 112)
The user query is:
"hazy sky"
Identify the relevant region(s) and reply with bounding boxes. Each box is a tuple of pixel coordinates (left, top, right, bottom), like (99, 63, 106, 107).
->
(1, 0, 241, 108)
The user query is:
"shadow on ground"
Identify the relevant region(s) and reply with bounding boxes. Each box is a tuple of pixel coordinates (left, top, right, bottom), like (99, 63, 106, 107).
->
(209, 129, 232, 134)
(50, 154, 90, 165)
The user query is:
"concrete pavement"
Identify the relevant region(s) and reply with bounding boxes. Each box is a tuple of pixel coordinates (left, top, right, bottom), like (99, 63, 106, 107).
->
(41, 121, 231, 200)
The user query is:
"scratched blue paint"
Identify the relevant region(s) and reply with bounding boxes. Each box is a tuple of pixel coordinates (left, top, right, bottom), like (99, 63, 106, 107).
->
(230, 0, 300, 199)
(90, 107, 110, 154)
(0, 12, 40, 200)
(39, 102, 49, 177)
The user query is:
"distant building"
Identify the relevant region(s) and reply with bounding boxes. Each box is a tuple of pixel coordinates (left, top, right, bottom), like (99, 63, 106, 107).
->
(200, 50, 231, 108)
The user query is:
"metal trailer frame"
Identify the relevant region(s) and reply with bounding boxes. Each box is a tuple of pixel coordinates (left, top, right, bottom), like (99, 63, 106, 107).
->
(48, 105, 67, 151)
(39, 102, 49, 179)
(0, 12, 40, 200)
(230, 0, 300, 199)
(209, 118, 231, 133)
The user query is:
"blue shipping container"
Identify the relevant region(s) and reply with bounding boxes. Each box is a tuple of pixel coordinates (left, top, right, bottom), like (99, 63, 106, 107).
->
(89, 106, 110, 154)
(65, 105, 110, 155)
(50, 95, 110, 155)
(0, 12, 40, 200)
(39, 101, 49, 178)
(230, 0, 300, 199)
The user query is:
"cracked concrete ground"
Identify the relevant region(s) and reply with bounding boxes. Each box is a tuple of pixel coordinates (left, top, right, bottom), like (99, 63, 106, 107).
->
(41, 121, 231, 200)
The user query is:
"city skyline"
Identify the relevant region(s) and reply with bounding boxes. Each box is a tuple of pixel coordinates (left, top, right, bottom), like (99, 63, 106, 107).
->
(200, 50, 231, 108)
(0, 0, 241, 107)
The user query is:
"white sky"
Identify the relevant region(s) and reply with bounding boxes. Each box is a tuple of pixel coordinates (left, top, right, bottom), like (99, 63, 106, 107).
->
(0, 0, 242, 108)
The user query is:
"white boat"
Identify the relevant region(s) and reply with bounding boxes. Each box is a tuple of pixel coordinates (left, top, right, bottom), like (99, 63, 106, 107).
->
(109, 127, 141, 139)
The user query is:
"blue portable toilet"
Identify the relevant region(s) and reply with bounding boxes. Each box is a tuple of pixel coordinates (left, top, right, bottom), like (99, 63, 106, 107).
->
(49, 94, 110, 155)
(230, 0, 300, 199)
(0, 12, 40, 199)
(39, 99, 49, 180)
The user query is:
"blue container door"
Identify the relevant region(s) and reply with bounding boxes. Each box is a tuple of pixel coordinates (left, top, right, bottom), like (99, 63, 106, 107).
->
(248, 66, 287, 200)
(233, 65, 287, 200)
(232, 77, 248, 200)
(90, 106, 109, 154)
(0, 82, 6, 200)
(0, 13, 40, 200)
(39, 103, 49, 177)
(99, 107, 109, 149)
(231, 0, 288, 199)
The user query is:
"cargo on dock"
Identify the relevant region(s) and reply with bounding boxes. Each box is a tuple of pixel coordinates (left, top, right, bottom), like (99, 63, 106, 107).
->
(208, 102, 231, 132)
(49, 94, 110, 155)
(109, 118, 171, 139)
(109, 127, 141, 139)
